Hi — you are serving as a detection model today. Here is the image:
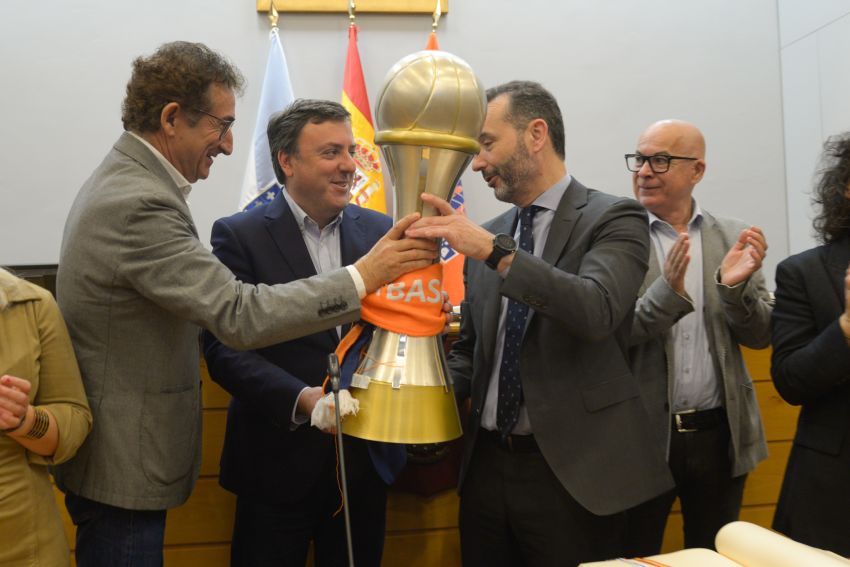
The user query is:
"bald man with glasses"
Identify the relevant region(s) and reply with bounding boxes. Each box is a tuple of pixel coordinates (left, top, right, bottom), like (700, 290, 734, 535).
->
(622, 119, 772, 554)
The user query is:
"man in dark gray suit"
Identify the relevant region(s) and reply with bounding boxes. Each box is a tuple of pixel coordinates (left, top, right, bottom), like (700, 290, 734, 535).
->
(623, 120, 772, 554)
(54, 42, 436, 566)
(406, 81, 672, 566)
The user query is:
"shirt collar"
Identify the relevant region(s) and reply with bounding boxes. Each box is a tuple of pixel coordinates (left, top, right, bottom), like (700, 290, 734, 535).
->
(528, 173, 572, 211)
(647, 199, 703, 230)
(0, 274, 41, 305)
(127, 131, 192, 201)
(282, 188, 344, 231)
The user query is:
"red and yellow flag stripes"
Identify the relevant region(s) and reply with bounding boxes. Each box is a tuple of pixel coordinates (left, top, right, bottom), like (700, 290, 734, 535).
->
(342, 24, 387, 213)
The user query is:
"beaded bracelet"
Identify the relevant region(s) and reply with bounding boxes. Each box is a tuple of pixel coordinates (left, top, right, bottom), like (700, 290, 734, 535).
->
(24, 407, 49, 440)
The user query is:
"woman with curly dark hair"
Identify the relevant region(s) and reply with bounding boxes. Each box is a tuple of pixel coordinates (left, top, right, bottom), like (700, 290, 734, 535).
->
(771, 133, 850, 556)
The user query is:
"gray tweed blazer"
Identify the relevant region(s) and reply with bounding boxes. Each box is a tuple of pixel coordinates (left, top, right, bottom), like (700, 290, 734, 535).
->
(629, 210, 771, 478)
(54, 132, 361, 510)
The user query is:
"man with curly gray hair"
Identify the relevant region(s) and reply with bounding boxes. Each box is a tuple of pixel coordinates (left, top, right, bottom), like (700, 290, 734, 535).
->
(54, 42, 436, 566)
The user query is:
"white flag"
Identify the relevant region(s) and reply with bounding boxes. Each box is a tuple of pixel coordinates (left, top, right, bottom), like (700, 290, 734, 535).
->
(239, 27, 294, 210)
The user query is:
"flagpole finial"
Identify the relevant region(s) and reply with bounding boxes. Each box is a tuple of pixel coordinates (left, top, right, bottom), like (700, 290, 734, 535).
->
(348, 0, 356, 25)
(269, 0, 279, 29)
(431, 0, 442, 32)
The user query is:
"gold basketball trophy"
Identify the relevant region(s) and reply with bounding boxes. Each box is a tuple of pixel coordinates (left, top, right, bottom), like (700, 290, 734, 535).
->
(341, 50, 486, 444)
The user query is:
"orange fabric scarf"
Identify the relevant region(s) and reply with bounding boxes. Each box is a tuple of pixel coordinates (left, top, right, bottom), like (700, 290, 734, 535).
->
(360, 263, 445, 337)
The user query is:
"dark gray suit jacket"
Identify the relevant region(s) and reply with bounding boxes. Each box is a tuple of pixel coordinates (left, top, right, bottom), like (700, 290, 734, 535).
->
(55, 132, 363, 510)
(449, 178, 673, 516)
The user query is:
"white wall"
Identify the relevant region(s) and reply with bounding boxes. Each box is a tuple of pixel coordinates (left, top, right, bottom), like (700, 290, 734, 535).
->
(0, 0, 787, 284)
(779, 0, 850, 255)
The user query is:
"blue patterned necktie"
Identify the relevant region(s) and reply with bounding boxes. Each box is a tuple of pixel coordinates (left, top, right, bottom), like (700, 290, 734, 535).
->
(496, 205, 541, 438)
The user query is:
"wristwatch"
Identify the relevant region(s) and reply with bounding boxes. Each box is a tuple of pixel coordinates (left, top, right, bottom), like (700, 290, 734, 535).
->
(485, 233, 517, 270)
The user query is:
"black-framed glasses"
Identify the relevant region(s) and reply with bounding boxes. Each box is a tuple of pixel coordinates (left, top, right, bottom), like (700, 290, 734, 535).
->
(188, 107, 235, 140)
(625, 153, 698, 173)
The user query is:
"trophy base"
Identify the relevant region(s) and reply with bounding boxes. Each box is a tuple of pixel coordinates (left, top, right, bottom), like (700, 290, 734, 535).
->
(342, 381, 462, 444)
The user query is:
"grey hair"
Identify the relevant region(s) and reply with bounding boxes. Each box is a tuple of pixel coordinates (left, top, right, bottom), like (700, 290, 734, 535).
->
(122, 41, 245, 133)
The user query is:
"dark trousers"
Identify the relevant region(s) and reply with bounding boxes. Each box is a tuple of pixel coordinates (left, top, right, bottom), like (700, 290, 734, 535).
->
(623, 413, 747, 555)
(230, 437, 388, 567)
(460, 430, 627, 567)
(64, 491, 167, 567)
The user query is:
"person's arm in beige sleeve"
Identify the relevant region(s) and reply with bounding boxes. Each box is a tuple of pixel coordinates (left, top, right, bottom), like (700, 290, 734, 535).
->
(0, 290, 92, 462)
(0, 374, 60, 457)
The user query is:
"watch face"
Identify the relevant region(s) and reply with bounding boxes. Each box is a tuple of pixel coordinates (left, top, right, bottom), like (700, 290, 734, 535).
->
(486, 233, 518, 269)
(495, 233, 517, 252)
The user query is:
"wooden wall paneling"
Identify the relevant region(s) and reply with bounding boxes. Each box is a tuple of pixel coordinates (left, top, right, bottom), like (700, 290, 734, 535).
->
(162, 545, 230, 566)
(756, 381, 800, 441)
(661, 511, 685, 552)
(56, 347, 798, 565)
(54, 486, 75, 550)
(201, 358, 231, 409)
(737, 505, 776, 527)
(201, 409, 227, 477)
(661, 505, 779, 553)
(382, 528, 461, 567)
(164, 478, 236, 545)
(742, 441, 791, 506)
(740, 347, 770, 381)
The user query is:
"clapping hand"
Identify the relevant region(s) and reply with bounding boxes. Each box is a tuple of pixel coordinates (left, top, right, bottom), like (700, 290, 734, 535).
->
(664, 233, 690, 296)
(720, 227, 767, 286)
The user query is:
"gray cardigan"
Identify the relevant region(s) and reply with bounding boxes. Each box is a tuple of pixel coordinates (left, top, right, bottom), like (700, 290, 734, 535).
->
(54, 132, 362, 510)
(629, 210, 771, 478)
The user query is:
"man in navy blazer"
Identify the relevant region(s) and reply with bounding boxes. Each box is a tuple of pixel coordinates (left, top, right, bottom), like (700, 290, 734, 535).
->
(203, 99, 406, 567)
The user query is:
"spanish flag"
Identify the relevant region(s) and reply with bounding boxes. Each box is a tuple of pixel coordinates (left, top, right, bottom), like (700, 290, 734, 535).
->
(342, 24, 387, 213)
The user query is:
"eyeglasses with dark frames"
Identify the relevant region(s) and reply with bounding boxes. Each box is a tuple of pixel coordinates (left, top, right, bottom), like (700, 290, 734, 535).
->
(624, 153, 698, 173)
(188, 107, 235, 140)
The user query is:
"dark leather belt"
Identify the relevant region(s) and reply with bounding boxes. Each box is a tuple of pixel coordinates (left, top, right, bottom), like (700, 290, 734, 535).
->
(483, 429, 540, 453)
(672, 407, 726, 433)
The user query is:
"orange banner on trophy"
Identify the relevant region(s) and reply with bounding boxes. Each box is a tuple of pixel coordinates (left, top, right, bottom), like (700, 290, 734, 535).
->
(360, 263, 445, 336)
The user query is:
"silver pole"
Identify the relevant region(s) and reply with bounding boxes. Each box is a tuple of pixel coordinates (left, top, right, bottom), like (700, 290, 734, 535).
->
(328, 353, 355, 567)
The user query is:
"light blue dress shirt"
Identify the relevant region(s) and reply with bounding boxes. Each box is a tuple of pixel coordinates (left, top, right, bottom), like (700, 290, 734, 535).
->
(647, 201, 722, 412)
(282, 189, 344, 426)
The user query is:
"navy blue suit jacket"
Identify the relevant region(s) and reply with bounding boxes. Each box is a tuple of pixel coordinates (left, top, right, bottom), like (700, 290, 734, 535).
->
(202, 195, 405, 504)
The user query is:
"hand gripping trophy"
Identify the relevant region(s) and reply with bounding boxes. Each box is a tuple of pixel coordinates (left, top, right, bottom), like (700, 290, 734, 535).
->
(337, 50, 486, 444)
